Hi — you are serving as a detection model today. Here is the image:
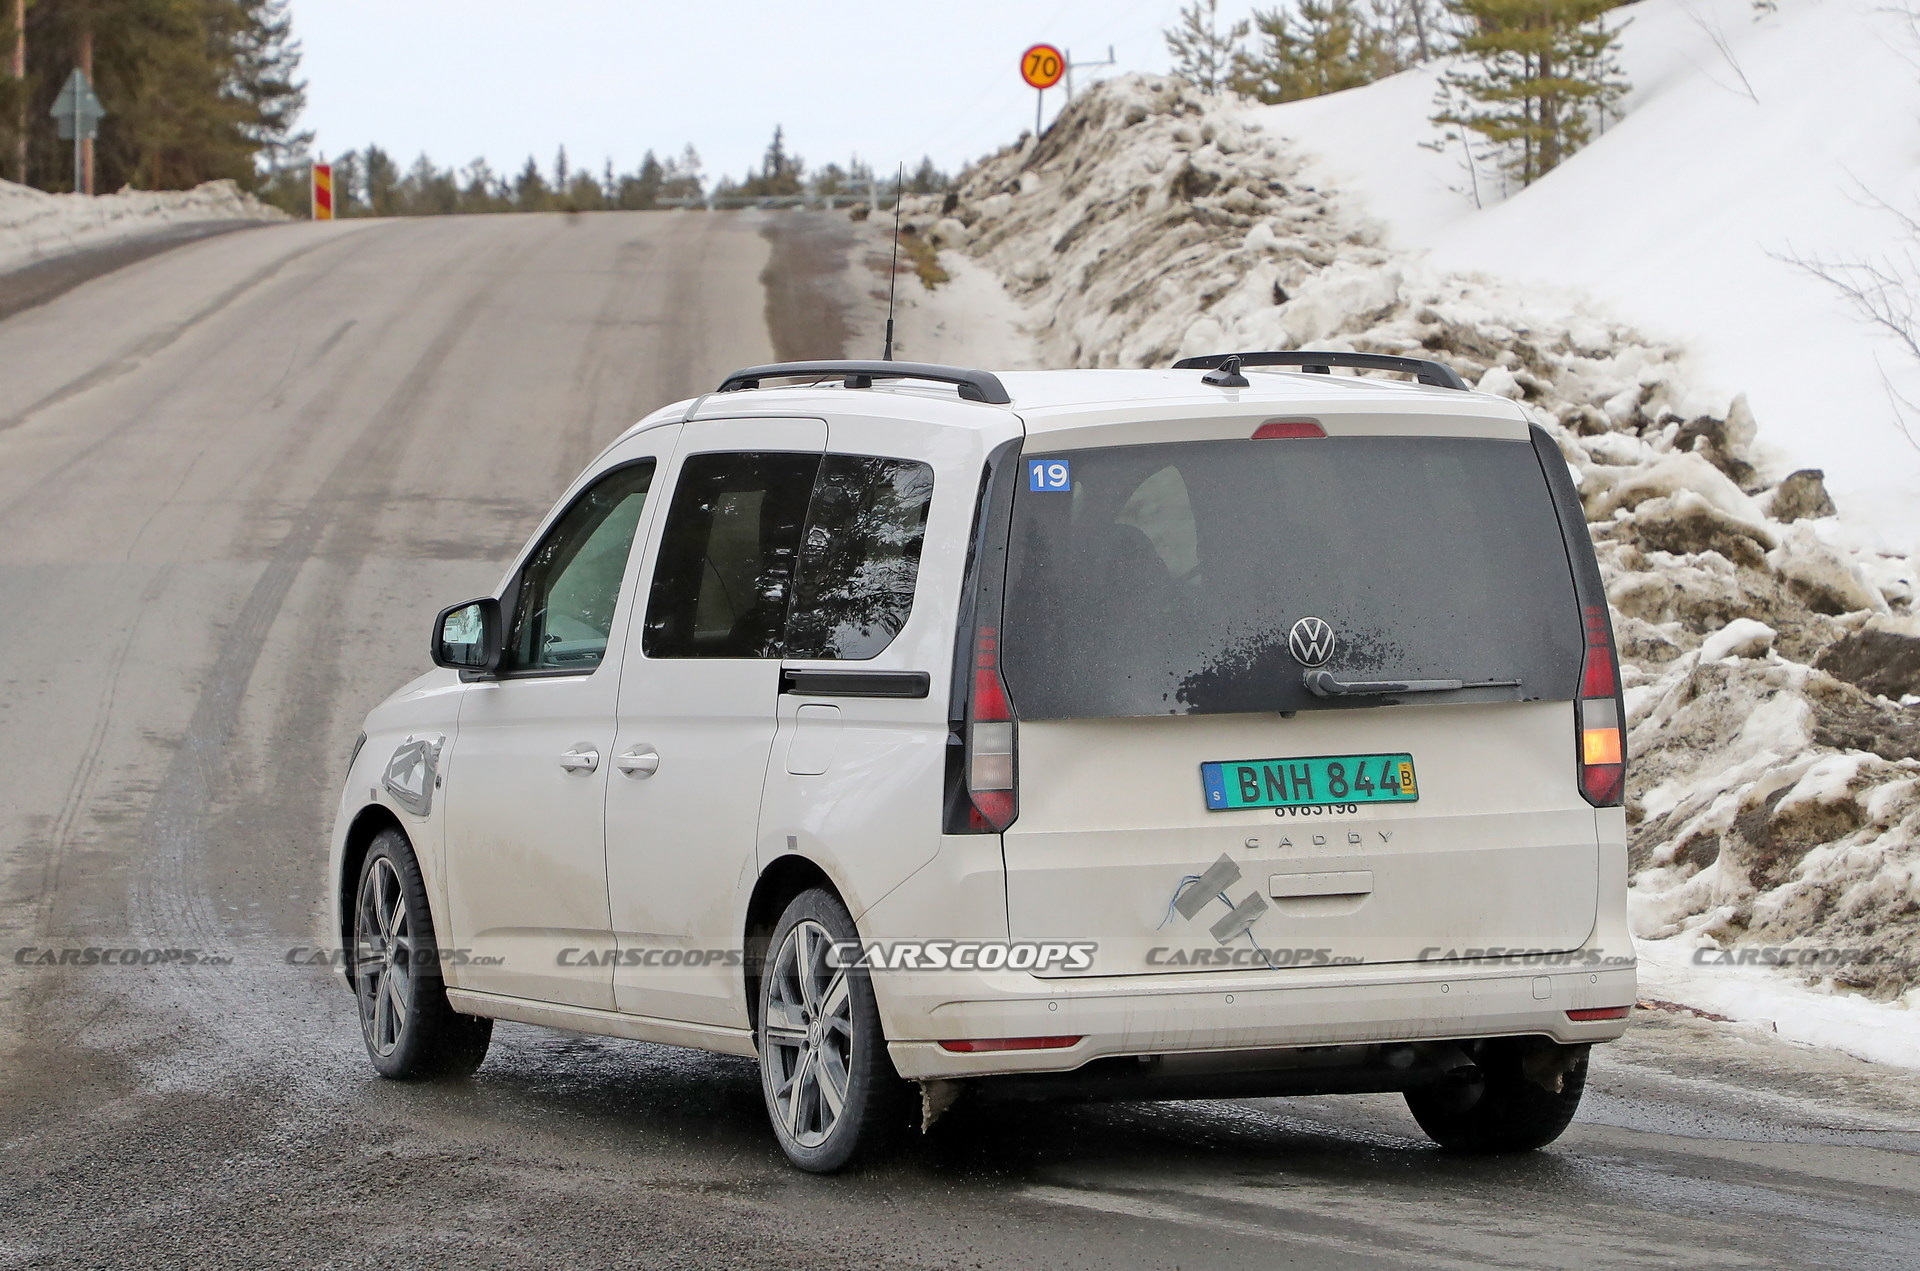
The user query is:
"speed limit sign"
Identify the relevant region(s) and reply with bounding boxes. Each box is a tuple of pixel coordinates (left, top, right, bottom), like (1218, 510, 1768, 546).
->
(1021, 44, 1065, 90)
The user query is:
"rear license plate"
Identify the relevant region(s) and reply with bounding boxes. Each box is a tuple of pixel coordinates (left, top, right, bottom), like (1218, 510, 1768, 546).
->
(1201, 753, 1418, 811)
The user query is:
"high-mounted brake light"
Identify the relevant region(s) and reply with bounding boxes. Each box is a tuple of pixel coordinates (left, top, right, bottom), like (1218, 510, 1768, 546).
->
(1566, 1006, 1631, 1022)
(1576, 605, 1625, 807)
(963, 625, 1017, 831)
(938, 1036, 1082, 1053)
(1252, 418, 1326, 440)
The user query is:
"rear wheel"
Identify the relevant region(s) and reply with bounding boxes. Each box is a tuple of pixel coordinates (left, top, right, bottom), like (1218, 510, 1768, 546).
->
(351, 828, 492, 1079)
(1405, 1040, 1588, 1152)
(756, 888, 909, 1172)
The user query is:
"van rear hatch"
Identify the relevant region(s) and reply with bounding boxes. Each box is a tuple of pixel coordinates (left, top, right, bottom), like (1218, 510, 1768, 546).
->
(992, 418, 1604, 977)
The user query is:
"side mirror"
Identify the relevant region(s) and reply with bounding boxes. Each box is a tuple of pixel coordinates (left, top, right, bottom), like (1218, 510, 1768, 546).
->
(432, 598, 502, 673)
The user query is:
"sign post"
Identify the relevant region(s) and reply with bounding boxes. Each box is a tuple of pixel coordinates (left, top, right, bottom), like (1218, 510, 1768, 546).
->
(49, 68, 105, 195)
(311, 162, 334, 220)
(1020, 43, 1065, 138)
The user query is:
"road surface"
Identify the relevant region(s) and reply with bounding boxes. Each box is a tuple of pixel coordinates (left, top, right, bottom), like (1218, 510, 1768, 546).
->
(2, 211, 1917, 1270)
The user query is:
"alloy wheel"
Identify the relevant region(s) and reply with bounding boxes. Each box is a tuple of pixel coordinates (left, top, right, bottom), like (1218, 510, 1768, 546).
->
(354, 855, 414, 1058)
(762, 919, 854, 1149)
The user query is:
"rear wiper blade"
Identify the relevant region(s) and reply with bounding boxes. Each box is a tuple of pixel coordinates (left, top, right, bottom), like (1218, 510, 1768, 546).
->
(1303, 670, 1521, 698)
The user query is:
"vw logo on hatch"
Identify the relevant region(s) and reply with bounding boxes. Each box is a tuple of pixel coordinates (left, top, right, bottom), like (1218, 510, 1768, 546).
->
(1288, 617, 1338, 667)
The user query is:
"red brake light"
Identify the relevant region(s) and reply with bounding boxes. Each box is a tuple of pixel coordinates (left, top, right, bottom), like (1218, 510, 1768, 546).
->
(1252, 418, 1326, 439)
(1576, 605, 1625, 808)
(1566, 1006, 1630, 1022)
(938, 1036, 1083, 1053)
(963, 626, 1017, 831)
(1579, 606, 1617, 697)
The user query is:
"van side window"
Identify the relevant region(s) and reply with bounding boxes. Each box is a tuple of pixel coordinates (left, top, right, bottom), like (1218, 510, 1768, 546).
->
(787, 457, 935, 660)
(503, 460, 656, 673)
(643, 452, 821, 658)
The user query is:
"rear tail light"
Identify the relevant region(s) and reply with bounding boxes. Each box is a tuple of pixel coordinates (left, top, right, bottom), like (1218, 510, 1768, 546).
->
(1566, 1006, 1631, 1022)
(938, 1036, 1082, 1053)
(1576, 604, 1625, 807)
(961, 625, 1017, 831)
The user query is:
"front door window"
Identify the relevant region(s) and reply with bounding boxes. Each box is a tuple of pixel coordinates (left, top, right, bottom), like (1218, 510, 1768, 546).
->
(504, 461, 656, 672)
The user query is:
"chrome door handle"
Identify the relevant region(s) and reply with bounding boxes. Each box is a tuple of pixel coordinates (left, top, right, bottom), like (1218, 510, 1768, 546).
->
(558, 745, 599, 773)
(615, 746, 660, 778)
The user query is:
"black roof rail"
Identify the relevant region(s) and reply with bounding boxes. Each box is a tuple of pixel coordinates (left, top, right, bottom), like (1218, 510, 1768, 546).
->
(1172, 350, 1469, 391)
(715, 360, 1012, 405)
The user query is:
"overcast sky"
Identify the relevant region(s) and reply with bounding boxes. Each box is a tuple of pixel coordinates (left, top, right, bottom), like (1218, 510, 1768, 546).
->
(292, 0, 1265, 185)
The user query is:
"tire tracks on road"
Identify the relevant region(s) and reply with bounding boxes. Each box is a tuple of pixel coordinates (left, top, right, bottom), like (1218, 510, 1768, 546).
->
(0, 231, 342, 439)
(115, 231, 546, 1075)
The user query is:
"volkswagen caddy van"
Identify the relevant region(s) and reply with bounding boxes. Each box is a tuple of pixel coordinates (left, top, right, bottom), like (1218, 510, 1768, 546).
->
(330, 352, 1634, 1172)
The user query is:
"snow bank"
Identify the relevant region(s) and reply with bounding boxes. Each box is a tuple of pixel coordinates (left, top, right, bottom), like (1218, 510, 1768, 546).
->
(0, 178, 284, 274)
(1637, 935, 1920, 1069)
(918, 74, 1920, 1015)
(1258, 0, 1920, 552)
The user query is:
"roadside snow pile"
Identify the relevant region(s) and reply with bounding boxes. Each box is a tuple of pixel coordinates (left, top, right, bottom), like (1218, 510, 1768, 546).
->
(1259, 0, 1920, 549)
(0, 178, 283, 274)
(914, 74, 1920, 1000)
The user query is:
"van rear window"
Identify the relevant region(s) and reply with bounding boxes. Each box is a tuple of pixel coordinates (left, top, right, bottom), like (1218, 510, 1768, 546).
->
(999, 435, 1582, 719)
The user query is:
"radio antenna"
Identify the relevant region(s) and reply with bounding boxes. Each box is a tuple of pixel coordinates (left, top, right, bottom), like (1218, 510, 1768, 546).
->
(882, 162, 904, 361)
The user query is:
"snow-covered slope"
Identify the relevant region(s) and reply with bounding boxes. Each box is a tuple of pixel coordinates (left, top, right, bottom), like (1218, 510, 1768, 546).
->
(1261, 0, 1920, 551)
(915, 72, 1920, 1044)
(0, 178, 283, 274)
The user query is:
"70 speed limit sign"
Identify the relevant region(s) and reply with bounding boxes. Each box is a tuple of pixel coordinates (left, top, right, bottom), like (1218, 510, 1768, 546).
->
(1021, 44, 1065, 90)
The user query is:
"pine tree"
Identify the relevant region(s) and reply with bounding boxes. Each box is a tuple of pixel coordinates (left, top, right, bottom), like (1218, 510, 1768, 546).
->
(1165, 0, 1250, 95)
(14, 0, 309, 193)
(563, 168, 604, 211)
(400, 153, 456, 215)
(1431, 0, 1626, 189)
(743, 125, 802, 197)
(363, 144, 399, 214)
(232, 0, 309, 168)
(907, 156, 945, 195)
(809, 161, 847, 199)
(615, 149, 663, 209)
(1382, 0, 1442, 63)
(659, 144, 702, 201)
(332, 149, 362, 215)
(1233, 0, 1391, 103)
(458, 157, 502, 213)
(513, 155, 551, 211)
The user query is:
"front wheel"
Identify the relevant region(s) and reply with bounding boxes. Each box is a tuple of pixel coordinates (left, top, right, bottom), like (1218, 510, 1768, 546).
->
(756, 888, 909, 1172)
(351, 828, 492, 1079)
(1405, 1040, 1588, 1152)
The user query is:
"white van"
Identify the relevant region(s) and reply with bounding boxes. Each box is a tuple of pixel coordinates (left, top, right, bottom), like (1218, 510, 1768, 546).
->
(330, 353, 1634, 1172)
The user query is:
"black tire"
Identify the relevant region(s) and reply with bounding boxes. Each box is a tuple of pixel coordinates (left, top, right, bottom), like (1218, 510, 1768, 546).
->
(350, 828, 492, 1080)
(1405, 1040, 1588, 1152)
(756, 887, 911, 1172)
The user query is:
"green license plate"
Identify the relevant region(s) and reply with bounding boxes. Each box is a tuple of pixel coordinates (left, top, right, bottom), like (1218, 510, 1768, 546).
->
(1201, 753, 1418, 811)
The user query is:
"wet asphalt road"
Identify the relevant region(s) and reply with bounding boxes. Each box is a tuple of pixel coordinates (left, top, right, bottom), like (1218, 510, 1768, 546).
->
(2, 210, 1919, 1270)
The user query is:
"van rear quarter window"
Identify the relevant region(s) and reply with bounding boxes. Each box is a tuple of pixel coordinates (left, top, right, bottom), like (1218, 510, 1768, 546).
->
(999, 435, 1583, 718)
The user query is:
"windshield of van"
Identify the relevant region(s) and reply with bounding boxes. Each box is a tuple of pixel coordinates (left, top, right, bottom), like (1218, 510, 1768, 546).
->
(999, 434, 1583, 719)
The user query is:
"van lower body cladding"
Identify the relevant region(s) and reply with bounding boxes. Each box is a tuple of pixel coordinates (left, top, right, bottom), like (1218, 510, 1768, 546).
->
(879, 958, 1635, 1080)
(863, 814, 1634, 1082)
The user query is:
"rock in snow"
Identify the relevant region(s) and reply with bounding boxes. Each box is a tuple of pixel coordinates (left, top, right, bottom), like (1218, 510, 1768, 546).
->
(922, 73, 1920, 1000)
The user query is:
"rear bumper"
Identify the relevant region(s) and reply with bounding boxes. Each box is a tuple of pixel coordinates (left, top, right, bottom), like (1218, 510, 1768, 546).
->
(881, 955, 1636, 1080)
